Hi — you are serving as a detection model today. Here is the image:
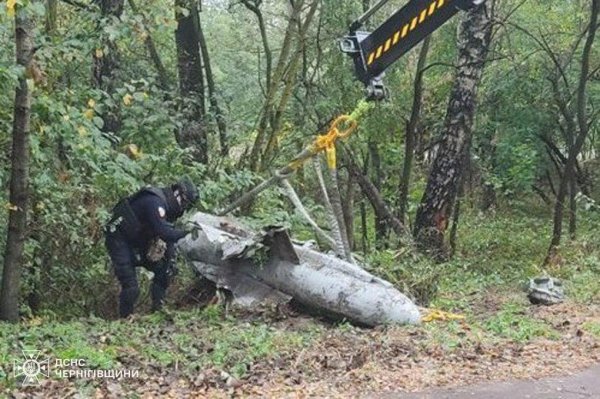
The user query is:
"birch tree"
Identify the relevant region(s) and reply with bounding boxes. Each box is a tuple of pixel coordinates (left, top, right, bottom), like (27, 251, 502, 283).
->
(414, 3, 493, 259)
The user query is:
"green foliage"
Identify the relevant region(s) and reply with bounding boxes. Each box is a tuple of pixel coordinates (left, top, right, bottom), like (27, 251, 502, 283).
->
(482, 301, 559, 342)
(0, 9, 599, 398)
(0, 308, 317, 387)
(582, 321, 600, 339)
(0, 2, 271, 315)
(409, 204, 599, 353)
(0, 0, 597, 326)
(365, 249, 440, 306)
(561, 257, 600, 304)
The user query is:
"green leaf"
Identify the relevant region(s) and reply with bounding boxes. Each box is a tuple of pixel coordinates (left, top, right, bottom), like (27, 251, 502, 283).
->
(133, 92, 145, 102)
(27, 1, 46, 17)
(92, 117, 104, 129)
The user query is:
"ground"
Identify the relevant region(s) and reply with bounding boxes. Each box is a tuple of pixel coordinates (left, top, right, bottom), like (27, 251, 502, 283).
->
(1, 294, 599, 398)
(1, 209, 599, 398)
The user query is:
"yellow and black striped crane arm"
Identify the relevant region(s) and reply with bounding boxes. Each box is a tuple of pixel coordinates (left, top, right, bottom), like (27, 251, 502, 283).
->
(341, 0, 485, 100)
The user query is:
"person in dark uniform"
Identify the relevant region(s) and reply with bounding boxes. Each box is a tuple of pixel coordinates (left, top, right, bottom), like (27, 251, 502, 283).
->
(105, 179, 199, 318)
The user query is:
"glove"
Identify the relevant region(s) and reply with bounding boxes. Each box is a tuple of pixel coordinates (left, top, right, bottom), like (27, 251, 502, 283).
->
(186, 222, 203, 240)
(147, 238, 167, 262)
(166, 262, 179, 278)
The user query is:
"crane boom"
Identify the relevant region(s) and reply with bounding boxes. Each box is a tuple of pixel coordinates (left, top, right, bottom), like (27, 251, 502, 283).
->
(340, 0, 485, 100)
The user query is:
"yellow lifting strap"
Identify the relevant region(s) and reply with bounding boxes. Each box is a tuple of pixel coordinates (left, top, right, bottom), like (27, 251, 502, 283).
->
(312, 115, 358, 170)
(286, 100, 372, 172)
(421, 309, 466, 323)
(286, 114, 358, 172)
(218, 101, 372, 216)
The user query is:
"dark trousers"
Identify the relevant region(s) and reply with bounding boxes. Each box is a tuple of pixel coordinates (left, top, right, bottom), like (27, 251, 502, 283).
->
(105, 232, 170, 318)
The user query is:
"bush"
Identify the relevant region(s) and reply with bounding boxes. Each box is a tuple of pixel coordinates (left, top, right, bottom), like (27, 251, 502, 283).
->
(365, 249, 440, 306)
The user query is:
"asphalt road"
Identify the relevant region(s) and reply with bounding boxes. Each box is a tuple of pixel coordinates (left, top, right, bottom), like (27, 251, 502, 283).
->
(377, 364, 600, 399)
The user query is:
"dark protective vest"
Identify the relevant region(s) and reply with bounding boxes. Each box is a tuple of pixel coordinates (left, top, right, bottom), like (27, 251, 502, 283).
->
(107, 187, 168, 239)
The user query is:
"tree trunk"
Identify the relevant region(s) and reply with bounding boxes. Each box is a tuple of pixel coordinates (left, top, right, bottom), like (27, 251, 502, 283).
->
(399, 37, 430, 223)
(481, 181, 496, 211)
(175, 0, 207, 163)
(550, 155, 577, 250)
(569, 177, 577, 239)
(45, 0, 57, 34)
(342, 172, 355, 250)
(92, 0, 124, 135)
(449, 192, 462, 257)
(198, 4, 228, 157)
(261, 0, 318, 171)
(1, 4, 35, 322)
(360, 151, 369, 254)
(539, 133, 590, 197)
(246, 0, 299, 171)
(546, 170, 557, 198)
(360, 200, 368, 254)
(127, 0, 170, 90)
(326, 168, 353, 262)
(246, 0, 318, 172)
(548, 0, 598, 253)
(344, 147, 408, 240)
(368, 140, 387, 246)
(413, 4, 492, 259)
(240, 0, 272, 92)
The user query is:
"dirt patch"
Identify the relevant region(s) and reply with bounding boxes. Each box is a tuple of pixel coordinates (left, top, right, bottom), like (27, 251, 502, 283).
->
(224, 299, 600, 397)
(238, 322, 599, 397)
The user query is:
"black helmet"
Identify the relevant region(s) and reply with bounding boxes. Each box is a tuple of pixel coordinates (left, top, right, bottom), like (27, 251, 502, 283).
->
(173, 178, 199, 210)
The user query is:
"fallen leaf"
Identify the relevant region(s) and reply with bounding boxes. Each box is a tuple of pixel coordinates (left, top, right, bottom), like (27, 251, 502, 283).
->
(123, 94, 133, 106)
(7, 0, 16, 17)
